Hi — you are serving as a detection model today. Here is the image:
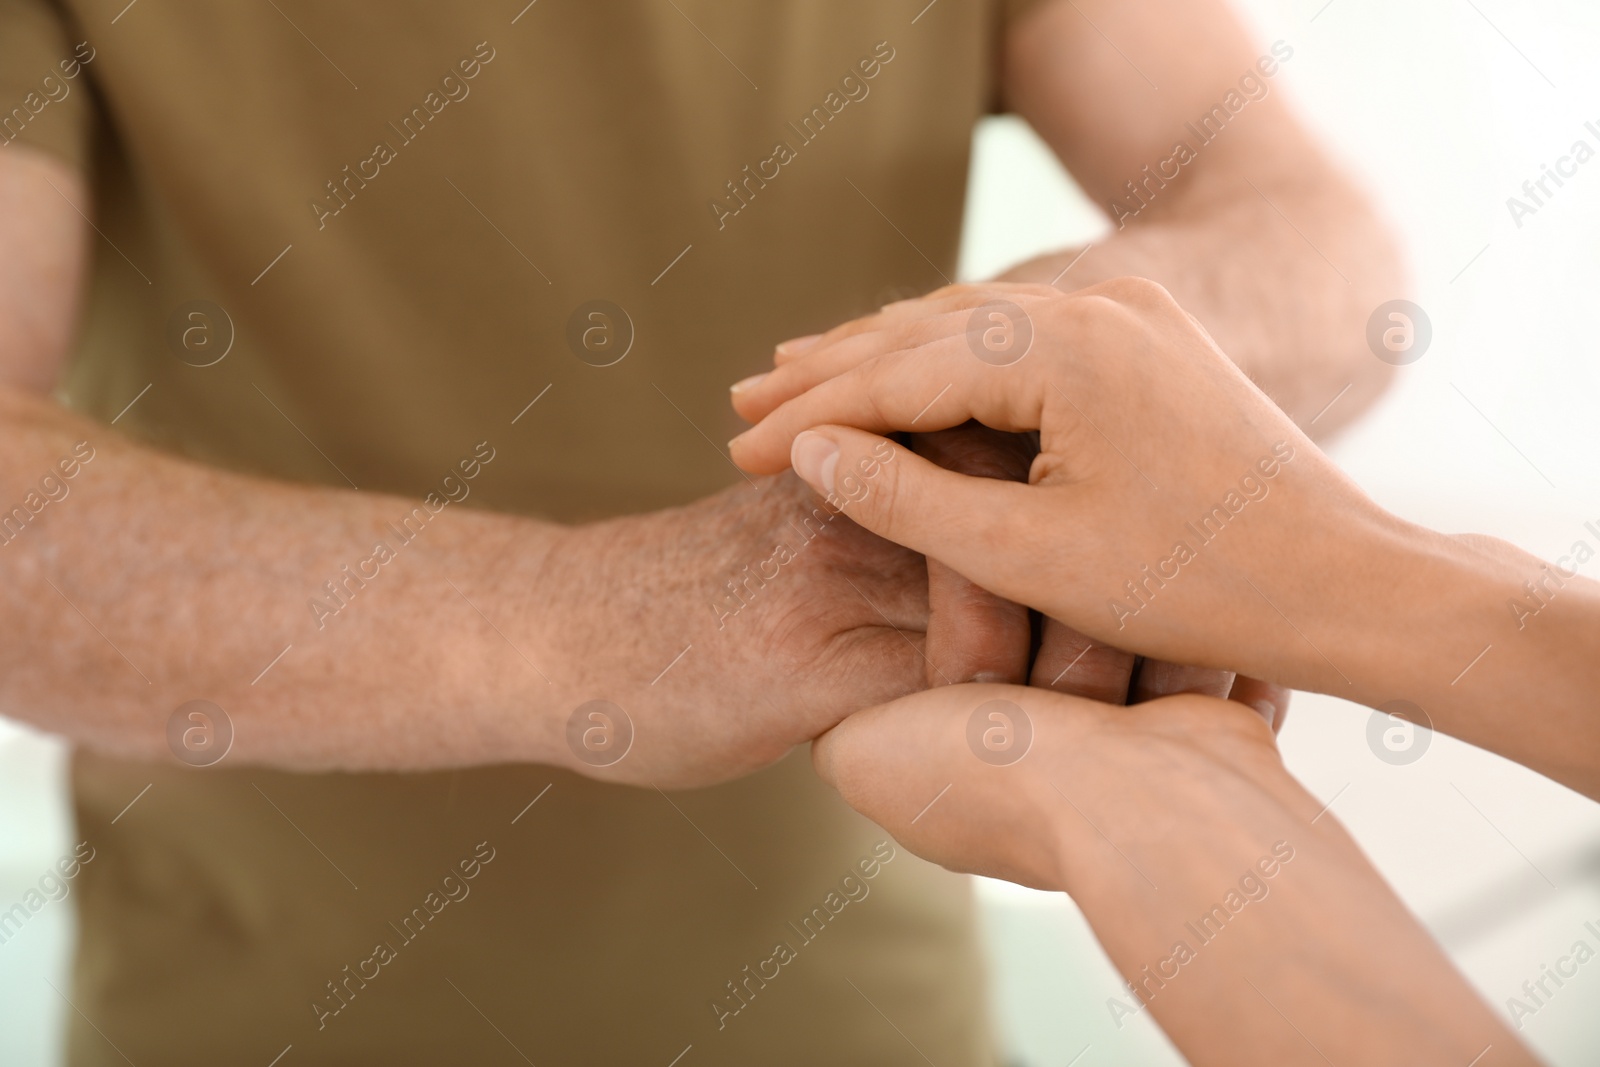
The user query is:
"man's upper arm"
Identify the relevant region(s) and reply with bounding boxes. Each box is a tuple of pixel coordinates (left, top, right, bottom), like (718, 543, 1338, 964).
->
(0, 147, 87, 394)
(1000, 0, 1314, 209)
(1, 0, 95, 395)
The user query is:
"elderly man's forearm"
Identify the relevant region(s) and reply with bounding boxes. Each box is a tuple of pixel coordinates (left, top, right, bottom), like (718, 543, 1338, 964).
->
(1000, 169, 1402, 435)
(0, 384, 570, 771)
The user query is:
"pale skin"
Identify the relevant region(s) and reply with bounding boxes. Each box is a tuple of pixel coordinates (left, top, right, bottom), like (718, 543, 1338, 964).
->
(728, 277, 1597, 1065)
(815, 688, 1542, 1067)
(1, 0, 1392, 780)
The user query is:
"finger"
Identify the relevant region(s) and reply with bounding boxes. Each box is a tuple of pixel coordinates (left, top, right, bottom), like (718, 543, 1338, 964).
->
(770, 284, 1047, 367)
(924, 559, 1031, 686)
(1029, 617, 1136, 704)
(1228, 676, 1292, 734)
(772, 306, 908, 368)
(740, 285, 1065, 425)
(773, 318, 884, 368)
(730, 333, 1048, 476)
(735, 309, 971, 424)
(744, 286, 1065, 423)
(783, 427, 1039, 606)
(772, 333, 824, 364)
(769, 294, 941, 369)
(773, 304, 914, 367)
(811, 681, 1092, 890)
(1129, 659, 1236, 703)
(912, 425, 1035, 687)
(736, 325, 921, 423)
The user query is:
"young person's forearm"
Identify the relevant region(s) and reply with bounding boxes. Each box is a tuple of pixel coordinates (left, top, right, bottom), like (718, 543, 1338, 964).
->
(1055, 760, 1536, 1066)
(1308, 516, 1600, 797)
(812, 682, 1538, 1065)
(1184, 499, 1600, 797)
(0, 385, 569, 771)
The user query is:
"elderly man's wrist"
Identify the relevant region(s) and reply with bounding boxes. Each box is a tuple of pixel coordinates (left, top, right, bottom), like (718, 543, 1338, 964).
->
(461, 513, 580, 767)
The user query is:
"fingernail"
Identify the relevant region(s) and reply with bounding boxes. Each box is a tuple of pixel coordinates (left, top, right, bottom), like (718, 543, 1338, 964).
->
(730, 372, 767, 394)
(1250, 699, 1276, 730)
(970, 672, 1007, 685)
(791, 431, 839, 495)
(776, 333, 823, 356)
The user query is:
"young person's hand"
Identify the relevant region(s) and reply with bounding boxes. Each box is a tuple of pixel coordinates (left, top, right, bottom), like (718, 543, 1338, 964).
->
(746, 300, 1243, 707)
(730, 278, 1383, 690)
(812, 681, 1537, 1066)
(729, 278, 1600, 798)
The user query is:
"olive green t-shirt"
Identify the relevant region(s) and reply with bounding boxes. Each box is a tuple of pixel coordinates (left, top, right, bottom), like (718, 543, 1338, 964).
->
(1, 0, 1045, 1063)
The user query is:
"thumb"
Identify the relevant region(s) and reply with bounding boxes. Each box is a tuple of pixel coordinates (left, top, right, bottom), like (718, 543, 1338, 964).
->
(809, 689, 958, 815)
(790, 427, 1027, 583)
(809, 684, 1070, 891)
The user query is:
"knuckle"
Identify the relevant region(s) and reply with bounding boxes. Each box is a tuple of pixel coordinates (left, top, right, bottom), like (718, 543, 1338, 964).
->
(896, 315, 946, 352)
(1097, 274, 1175, 307)
(1057, 290, 1117, 330)
(1064, 285, 1166, 348)
(858, 376, 891, 428)
(858, 446, 910, 541)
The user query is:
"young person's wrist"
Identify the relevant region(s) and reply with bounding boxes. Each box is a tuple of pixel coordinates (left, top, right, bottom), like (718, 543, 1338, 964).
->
(1313, 515, 1522, 707)
(1036, 701, 1308, 905)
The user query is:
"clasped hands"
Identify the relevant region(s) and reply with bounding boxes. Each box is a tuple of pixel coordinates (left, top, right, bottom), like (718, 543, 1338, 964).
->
(716, 277, 1543, 1063)
(721, 276, 1338, 886)
(745, 309, 1289, 723)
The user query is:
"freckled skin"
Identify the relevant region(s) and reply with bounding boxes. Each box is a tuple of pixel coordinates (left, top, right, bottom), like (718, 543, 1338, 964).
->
(0, 341, 931, 781)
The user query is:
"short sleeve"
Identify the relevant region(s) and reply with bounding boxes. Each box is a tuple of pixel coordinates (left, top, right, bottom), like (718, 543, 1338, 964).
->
(0, 0, 95, 170)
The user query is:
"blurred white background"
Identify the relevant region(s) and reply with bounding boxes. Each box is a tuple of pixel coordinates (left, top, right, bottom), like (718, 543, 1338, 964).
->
(4, 0, 1599, 1063)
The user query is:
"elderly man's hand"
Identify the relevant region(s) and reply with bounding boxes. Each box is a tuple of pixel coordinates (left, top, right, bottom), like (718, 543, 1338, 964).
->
(531, 472, 974, 789)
